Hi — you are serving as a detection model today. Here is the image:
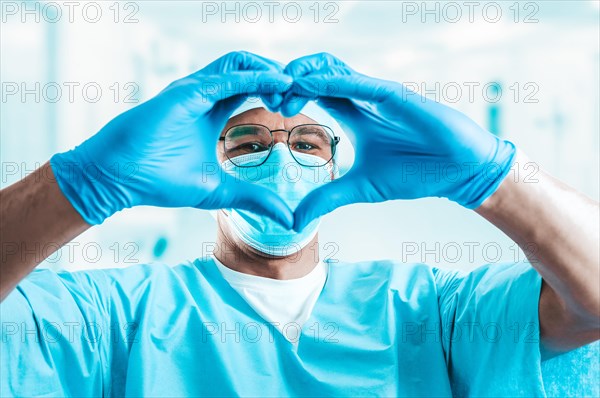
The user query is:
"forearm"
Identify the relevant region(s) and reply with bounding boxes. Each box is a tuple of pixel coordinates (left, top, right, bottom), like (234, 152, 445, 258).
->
(0, 162, 89, 301)
(476, 150, 599, 350)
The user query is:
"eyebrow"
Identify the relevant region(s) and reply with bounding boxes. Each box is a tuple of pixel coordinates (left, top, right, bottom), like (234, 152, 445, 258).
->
(224, 125, 263, 140)
(293, 127, 331, 142)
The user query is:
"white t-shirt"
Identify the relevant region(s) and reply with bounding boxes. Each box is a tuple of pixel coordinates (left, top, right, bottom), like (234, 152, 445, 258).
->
(212, 255, 328, 343)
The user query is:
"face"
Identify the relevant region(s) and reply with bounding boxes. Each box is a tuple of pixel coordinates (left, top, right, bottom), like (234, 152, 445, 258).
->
(217, 107, 336, 166)
(215, 107, 336, 258)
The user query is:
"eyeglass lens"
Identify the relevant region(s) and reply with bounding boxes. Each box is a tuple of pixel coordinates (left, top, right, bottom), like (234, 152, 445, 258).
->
(223, 124, 336, 167)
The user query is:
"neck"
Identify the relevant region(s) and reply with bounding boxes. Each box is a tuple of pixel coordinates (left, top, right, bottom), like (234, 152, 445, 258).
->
(213, 213, 319, 280)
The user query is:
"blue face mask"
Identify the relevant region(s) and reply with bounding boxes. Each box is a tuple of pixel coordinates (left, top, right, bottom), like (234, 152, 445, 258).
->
(221, 143, 333, 256)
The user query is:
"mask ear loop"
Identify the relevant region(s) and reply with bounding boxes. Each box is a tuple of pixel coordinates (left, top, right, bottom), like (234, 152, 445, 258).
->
(209, 209, 226, 221)
(326, 160, 338, 181)
(327, 135, 341, 180)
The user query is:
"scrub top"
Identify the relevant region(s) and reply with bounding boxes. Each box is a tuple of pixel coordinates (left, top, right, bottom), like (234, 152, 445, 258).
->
(0, 258, 594, 397)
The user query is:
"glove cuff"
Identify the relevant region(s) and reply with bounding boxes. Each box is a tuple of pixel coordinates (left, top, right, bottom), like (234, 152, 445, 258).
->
(49, 149, 129, 225)
(459, 139, 517, 209)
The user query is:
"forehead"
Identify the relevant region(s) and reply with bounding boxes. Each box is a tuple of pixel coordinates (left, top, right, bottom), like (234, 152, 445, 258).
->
(221, 107, 318, 135)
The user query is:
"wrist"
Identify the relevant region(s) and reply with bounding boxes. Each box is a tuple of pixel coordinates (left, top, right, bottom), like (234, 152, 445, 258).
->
(475, 149, 532, 214)
(0, 162, 90, 300)
(41, 162, 91, 228)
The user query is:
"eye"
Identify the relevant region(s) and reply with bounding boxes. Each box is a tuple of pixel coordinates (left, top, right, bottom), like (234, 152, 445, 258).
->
(292, 142, 318, 151)
(235, 142, 270, 152)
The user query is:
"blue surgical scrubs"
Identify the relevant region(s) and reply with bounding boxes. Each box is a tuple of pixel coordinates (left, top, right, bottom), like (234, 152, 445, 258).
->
(1, 259, 597, 397)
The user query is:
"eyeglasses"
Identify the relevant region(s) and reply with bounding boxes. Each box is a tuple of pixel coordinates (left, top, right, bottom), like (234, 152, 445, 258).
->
(219, 123, 340, 167)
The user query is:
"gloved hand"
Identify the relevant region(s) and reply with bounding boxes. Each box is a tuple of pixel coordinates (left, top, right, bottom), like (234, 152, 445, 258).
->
(281, 53, 517, 231)
(50, 51, 294, 228)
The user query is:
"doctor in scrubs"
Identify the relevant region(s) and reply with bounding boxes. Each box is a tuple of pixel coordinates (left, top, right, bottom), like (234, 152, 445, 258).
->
(1, 52, 599, 397)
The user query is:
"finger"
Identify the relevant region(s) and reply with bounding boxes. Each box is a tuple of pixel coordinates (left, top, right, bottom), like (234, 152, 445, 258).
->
(281, 53, 349, 117)
(210, 93, 248, 123)
(212, 76, 290, 118)
(201, 51, 285, 74)
(175, 72, 292, 114)
(204, 176, 294, 229)
(292, 69, 396, 103)
(313, 96, 358, 123)
(204, 71, 293, 105)
(293, 175, 364, 232)
(223, 52, 288, 110)
(260, 92, 284, 112)
(284, 52, 348, 78)
(279, 90, 310, 117)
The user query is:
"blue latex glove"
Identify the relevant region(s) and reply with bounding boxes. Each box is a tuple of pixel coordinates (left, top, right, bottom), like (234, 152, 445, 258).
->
(50, 51, 294, 228)
(281, 53, 517, 231)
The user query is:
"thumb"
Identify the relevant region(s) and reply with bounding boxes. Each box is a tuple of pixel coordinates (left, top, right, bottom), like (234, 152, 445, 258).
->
(293, 174, 363, 232)
(206, 175, 294, 230)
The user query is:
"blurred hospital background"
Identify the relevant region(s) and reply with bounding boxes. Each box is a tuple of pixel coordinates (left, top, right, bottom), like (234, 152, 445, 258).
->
(1, 0, 599, 272)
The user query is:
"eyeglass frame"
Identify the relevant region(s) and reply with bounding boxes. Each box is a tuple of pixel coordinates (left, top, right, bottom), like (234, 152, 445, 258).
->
(218, 123, 341, 168)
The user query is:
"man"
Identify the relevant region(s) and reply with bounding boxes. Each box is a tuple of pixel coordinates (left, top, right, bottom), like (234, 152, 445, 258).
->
(1, 51, 598, 397)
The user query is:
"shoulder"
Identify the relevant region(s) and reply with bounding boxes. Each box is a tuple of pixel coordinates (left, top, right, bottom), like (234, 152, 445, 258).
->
(24, 260, 205, 304)
(90, 260, 206, 294)
(326, 259, 460, 296)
